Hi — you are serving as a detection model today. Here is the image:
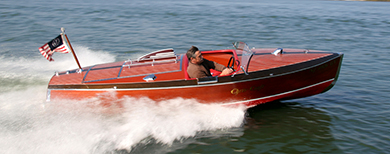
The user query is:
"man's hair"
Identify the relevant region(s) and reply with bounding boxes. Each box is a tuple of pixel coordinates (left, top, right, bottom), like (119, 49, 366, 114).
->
(186, 46, 199, 61)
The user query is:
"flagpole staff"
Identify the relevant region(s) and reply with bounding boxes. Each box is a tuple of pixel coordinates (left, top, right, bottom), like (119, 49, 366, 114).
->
(61, 27, 82, 71)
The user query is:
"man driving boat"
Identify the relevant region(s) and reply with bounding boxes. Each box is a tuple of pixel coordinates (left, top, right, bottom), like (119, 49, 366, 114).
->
(186, 46, 233, 78)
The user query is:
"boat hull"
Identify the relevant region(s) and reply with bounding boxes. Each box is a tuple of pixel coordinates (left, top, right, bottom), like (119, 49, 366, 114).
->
(47, 51, 343, 108)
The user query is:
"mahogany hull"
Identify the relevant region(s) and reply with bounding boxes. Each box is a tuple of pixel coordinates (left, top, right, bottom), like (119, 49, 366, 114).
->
(47, 49, 343, 108)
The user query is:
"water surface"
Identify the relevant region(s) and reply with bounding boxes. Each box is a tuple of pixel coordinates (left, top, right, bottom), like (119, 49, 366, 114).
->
(1, 0, 390, 153)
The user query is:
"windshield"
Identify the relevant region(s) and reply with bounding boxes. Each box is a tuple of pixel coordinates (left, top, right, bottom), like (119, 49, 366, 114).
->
(233, 42, 253, 74)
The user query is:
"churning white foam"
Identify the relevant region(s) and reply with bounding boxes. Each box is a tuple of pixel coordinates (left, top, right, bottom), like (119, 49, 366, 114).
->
(0, 91, 246, 153)
(37, 45, 117, 72)
(0, 45, 116, 83)
(0, 46, 246, 153)
(109, 97, 245, 152)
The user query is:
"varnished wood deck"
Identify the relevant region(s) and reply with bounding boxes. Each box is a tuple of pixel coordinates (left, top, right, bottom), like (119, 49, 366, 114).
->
(48, 48, 333, 86)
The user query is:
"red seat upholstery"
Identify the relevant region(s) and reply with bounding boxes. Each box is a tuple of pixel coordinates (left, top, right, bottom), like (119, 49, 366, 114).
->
(182, 55, 191, 80)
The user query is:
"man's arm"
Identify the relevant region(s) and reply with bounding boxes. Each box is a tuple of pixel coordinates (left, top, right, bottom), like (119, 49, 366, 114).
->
(209, 60, 233, 76)
(220, 68, 233, 76)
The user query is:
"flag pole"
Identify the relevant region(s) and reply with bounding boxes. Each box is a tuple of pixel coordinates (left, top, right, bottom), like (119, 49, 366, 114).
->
(61, 27, 82, 71)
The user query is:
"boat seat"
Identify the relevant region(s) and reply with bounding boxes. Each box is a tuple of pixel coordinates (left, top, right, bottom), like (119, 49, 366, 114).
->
(210, 69, 221, 76)
(183, 55, 191, 80)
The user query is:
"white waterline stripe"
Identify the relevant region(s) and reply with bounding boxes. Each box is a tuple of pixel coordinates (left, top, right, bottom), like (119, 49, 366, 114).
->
(222, 78, 335, 106)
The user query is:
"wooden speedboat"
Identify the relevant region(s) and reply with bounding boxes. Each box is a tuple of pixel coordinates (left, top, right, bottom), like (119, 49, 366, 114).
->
(46, 42, 343, 108)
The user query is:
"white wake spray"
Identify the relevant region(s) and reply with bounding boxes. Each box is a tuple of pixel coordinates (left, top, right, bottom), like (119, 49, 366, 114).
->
(0, 46, 246, 154)
(108, 97, 246, 152)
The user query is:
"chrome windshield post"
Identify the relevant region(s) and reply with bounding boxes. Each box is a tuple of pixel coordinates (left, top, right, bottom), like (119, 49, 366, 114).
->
(241, 66, 249, 75)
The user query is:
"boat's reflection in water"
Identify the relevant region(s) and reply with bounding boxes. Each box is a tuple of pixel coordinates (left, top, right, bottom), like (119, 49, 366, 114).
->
(242, 100, 342, 153)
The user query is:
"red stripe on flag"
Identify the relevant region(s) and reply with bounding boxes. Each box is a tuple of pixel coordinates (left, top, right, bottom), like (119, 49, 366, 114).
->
(38, 36, 70, 61)
(53, 44, 70, 53)
(39, 43, 54, 61)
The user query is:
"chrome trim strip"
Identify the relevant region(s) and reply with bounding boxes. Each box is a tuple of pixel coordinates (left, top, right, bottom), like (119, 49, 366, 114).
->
(197, 76, 218, 85)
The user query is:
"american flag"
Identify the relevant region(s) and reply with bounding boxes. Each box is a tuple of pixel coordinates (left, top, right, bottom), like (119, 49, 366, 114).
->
(39, 35, 70, 61)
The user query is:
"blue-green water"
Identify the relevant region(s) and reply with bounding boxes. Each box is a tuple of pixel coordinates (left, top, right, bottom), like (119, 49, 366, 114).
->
(1, 0, 389, 153)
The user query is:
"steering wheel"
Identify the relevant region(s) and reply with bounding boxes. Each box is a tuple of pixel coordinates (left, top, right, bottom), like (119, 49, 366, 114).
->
(227, 57, 235, 71)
